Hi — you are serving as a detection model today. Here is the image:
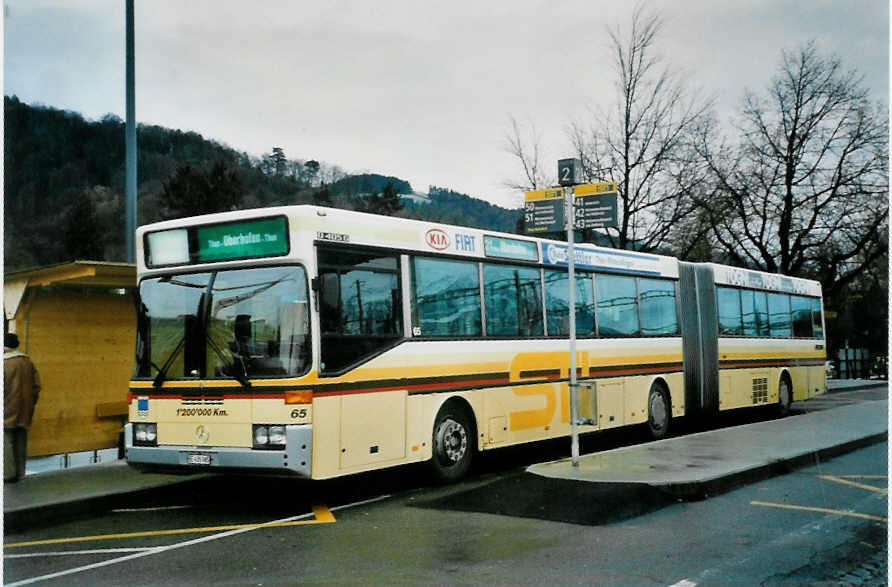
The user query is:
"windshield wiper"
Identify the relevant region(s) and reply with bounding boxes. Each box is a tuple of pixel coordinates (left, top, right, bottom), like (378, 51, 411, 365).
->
(153, 335, 186, 388)
(206, 333, 252, 388)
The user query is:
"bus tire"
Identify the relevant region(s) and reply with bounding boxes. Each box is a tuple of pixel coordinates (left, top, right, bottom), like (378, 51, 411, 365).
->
(430, 402, 474, 483)
(647, 381, 671, 440)
(777, 374, 792, 417)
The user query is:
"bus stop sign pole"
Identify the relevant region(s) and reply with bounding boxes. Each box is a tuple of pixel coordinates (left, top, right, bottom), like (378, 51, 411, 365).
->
(565, 185, 580, 468)
(558, 158, 582, 468)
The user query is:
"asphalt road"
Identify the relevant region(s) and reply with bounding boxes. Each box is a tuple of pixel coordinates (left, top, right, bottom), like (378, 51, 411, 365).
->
(4, 388, 888, 585)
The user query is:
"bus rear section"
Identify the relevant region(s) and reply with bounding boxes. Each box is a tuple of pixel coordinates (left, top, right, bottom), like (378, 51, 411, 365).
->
(679, 262, 827, 419)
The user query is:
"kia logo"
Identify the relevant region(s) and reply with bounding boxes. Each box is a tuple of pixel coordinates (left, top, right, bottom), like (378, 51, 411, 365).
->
(425, 229, 450, 250)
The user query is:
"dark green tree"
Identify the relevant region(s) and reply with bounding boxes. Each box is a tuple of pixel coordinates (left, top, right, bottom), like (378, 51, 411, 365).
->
(313, 185, 332, 206)
(265, 147, 287, 176)
(304, 160, 320, 186)
(160, 160, 242, 219)
(62, 191, 105, 260)
(363, 183, 404, 216)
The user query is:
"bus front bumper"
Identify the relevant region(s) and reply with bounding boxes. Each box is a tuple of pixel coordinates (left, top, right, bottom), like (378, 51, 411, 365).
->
(124, 423, 312, 477)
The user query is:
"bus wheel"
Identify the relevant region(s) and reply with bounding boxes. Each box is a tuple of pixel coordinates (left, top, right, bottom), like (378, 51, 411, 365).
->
(777, 375, 792, 417)
(430, 403, 473, 482)
(647, 382, 671, 440)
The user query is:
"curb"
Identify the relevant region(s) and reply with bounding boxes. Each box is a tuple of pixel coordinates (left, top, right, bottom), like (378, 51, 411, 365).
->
(826, 381, 887, 394)
(4, 475, 212, 533)
(659, 431, 888, 500)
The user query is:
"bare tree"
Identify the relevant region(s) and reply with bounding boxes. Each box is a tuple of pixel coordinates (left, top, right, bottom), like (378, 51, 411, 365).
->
(570, 5, 714, 252)
(503, 116, 550, 191)
(697, 41, 888, 297)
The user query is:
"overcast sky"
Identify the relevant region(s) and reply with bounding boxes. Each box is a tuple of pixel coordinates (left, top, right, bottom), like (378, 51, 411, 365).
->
(4, 0, 889, 209)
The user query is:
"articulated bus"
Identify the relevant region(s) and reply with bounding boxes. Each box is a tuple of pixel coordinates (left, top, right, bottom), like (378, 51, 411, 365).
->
(125, 205, 826, 481)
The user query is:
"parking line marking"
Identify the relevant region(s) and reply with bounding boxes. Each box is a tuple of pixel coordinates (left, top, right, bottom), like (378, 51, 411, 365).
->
(112, 505, 194, 513)
(751, 500, 887, 523)
(5, 505, 335, 549)
(5, 495, 389, 586)
(5, 548, 154, 559)
(818, 474, 888, 495)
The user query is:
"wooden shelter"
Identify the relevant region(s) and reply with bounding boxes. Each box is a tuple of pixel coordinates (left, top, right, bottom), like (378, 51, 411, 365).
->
(4, 261, 136, 457)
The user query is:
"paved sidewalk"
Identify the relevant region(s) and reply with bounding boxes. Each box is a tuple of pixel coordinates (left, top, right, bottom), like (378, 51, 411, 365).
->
(529, 398, 887, 497)
(3, 461, 210, 531)
(825, 378, 887, 393)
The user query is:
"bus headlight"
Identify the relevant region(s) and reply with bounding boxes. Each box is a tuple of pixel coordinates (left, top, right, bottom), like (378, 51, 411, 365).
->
(268, 425, 286, 446)
(134, 423, 158, 447)
(253, 425, 286, 450)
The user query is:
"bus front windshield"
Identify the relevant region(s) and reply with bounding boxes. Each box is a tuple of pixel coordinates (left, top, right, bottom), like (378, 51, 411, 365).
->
(135, 266, 311, 383)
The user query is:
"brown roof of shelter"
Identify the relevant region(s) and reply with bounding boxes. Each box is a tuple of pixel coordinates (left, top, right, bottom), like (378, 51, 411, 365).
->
(5, 260, 136, 288)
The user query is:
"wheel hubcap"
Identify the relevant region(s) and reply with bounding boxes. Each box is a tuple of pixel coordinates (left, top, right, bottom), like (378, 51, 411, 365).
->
(780, 380, 790, 407)
(437, 418, 467, 464)
(650, 393, 667, 430)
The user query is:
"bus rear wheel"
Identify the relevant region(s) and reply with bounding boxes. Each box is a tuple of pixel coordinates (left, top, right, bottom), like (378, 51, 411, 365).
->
(647, 382, 671, 440)
(430, 403, 474, 482)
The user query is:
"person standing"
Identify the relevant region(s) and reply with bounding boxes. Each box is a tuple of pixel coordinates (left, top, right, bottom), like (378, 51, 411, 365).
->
(4, 333, 41, 482)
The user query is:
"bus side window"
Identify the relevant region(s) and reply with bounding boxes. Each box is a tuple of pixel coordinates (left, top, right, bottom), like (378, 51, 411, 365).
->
(483, 264, 543, 337)
(544, 270, 595, 337)
(317, 248, 402, 375)
(791, 295, 813, 338)
(741, 289, 770, 337)
(767, 292, 792, 338)
(639, 278, 679, 336)
(716, 286, 743, 336)
(411, 257, 482, 337)
(596, 274, 640, 337)
(811, 298, 824, 339)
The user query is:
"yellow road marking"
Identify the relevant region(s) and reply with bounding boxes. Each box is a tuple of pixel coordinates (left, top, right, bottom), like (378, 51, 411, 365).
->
(832, 475, 887, 480)
(4, 505, 334, 549)
(751, 501, 887, 523)
(818, 475, 888, 495)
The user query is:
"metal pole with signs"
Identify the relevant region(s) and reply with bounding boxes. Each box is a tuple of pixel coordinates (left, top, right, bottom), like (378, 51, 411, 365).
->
(560, 159, 582, 467)
(523, 163, 618, 468)
(565, 184, 581, 467)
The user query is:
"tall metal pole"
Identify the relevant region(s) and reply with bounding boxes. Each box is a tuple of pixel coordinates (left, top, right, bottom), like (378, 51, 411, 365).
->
(125, 0, 137, 263)
(566, 186, 579, 467)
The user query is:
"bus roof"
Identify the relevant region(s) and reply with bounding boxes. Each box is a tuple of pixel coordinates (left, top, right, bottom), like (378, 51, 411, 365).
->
(137, 205, 679, 278)
(136, 205, 822, 295)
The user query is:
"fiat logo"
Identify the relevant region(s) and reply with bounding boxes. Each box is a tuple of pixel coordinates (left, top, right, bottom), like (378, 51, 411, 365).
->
(425, 229, 450, 250)
(195, 425, 210, 443)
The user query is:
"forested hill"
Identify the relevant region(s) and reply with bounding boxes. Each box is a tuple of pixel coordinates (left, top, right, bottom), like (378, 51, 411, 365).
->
(3, 96, 521, 271)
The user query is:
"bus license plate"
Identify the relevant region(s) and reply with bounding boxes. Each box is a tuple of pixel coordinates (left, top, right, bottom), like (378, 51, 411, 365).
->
(187, 453, 211, 466)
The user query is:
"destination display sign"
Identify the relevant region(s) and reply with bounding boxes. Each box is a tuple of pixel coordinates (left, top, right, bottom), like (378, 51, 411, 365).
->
(721, 266, 818, 296)
(145, 216, 289, 267)
(573, 182, 618, 230)
(484, 235, 539, 262)
(196, 217, 289, 262)
(524, 188, 565, 234)
(543, 242, 663, 276)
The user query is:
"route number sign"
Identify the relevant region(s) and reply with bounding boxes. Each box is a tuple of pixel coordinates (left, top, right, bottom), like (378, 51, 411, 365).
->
(573, 182, 618, 229)
(523, 187, 565, 234)
(558, 158, 582, 186)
